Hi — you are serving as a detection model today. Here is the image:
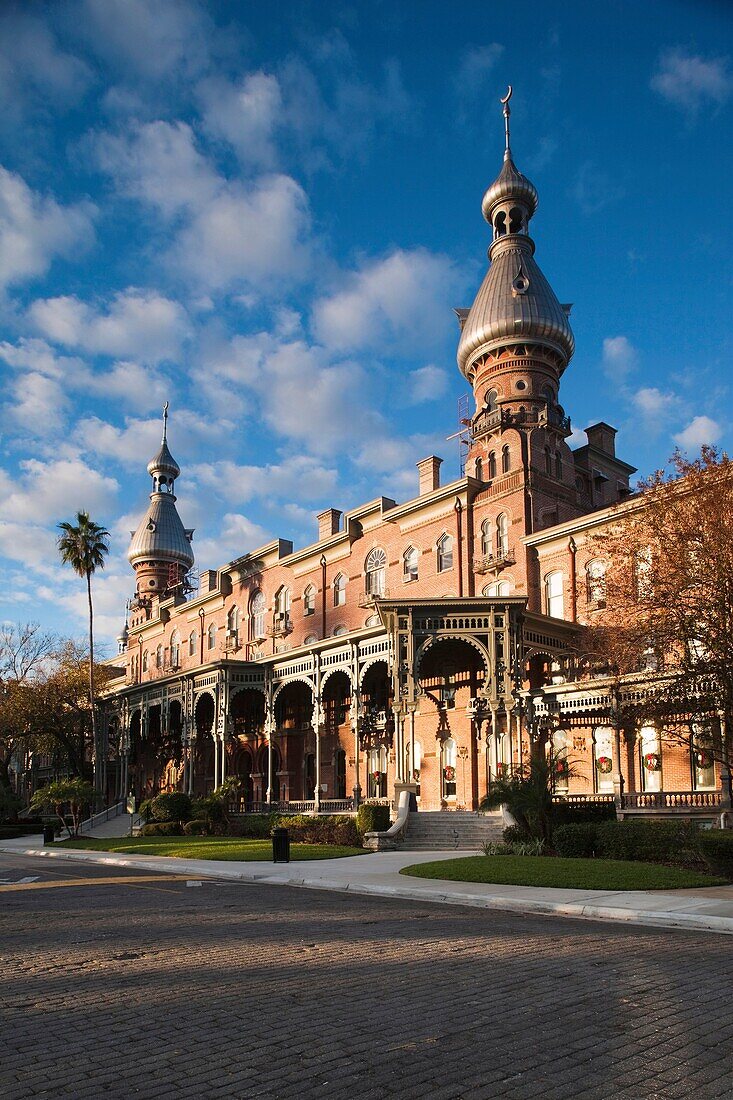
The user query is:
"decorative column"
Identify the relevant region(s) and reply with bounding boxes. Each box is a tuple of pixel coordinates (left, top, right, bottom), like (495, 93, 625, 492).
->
(351, 644, 362, 808)
(610, 684, 624, 812)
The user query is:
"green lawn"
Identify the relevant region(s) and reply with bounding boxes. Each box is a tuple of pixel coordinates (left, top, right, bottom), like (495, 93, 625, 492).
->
(58, 836, 366, 861)
(400, 855, 727, 891)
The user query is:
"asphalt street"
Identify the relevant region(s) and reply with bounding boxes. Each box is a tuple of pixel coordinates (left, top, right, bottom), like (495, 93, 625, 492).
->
(1, 851, 732, 1100)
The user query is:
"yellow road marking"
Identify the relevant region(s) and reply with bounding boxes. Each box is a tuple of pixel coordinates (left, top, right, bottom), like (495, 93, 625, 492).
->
(0, 875, 196, 893)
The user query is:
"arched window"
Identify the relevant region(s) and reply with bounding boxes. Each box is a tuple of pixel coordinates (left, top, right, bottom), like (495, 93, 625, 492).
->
(304, 633, 318, 645)
(437, 533, 453, 573)
(586, 560, 607, 606)
(142, 650, 148, 673)
(156, 644, 163, 669)
(541, 384, 555, 406)
(188, 630, 196, 657)
(303, 584, 316, 617)
(545, 446, 553, 476)
(365, 548, 386, 597)
(274, 586, 290, 617)
(368, 746, 387, 798)
(485, 389, 498, 412)
(475, 457, 483, 481)
(411, 739, 423, 797)
(207, 623, 217, 651)
(333, 625, 347, 637)
(403, 546, 419, 583)
(226, 606, 239, 644)
(442, 738, 457, 798)
(333, 573, 346, 607)
(634, 548, 653, 599)
(640, 724, 662, 793)
(552, 730, 570, 792)
(593, 726, 614, 793)
(484, 580, 510, 597)
(555, 451, 562, 479)
(691, 723, 716, 791)
(488, 451, 497, 479)
(250, 590, 265, 640)
(170, 630, 180, 667)
(501, 445, 511, 474)
(496, 513, 509, 557)
(545, 571, 564, 618)
(481, 519, 491, 557)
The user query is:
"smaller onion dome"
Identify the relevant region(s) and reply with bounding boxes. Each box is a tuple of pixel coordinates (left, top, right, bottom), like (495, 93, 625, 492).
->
(147, 438, 180, 481)
(481, 155, 538, 223)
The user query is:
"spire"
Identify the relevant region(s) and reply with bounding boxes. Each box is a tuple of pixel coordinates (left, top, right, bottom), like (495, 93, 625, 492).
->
(162, 400, 169, 444)
(501, 85, 512, 162)
(147, 401, 181, 492)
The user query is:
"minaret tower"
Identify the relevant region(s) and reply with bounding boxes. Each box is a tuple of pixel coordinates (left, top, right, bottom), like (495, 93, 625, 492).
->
(457, 87, 578, 537)
(127, 404, 194, 604)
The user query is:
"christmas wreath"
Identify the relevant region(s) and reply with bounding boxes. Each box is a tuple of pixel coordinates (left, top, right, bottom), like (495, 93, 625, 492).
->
(694, 749, 713, 770)
(555, 758, 570, 776)
(443, 765, 456, 782)
(371, 770, 382, 783)
(596, 755, 613, 774)
(644, 752, 661, 772)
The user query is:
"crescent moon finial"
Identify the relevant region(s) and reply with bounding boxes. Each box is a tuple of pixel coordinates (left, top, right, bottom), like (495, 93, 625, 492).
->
(162, 401, 169, 442)
(500, 86, 513, 158)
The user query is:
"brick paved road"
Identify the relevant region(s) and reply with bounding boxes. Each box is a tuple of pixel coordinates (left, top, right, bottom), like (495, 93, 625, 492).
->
(1, 852, 732, 1100)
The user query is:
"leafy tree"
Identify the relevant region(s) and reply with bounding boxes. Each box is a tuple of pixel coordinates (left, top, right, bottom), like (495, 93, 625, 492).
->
(30, 777, 98, 838)
(581, 448, 733, 776)
(57, 512, 110, 791)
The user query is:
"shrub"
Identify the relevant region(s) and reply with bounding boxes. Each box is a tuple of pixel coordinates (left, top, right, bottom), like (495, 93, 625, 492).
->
(595, 821, 697, 864)
(502, 824, 530, 846)
(150, 792, 192, 824)
(513, 838, 546, 856)
(551, 801, 617, 828)
(138, 798, 154, 822)
(697, 831, 733, 880)
(482, 841, 513, 856)
(276, 814, 360, 847)
(142, 820, 182, 836)
(554, 823, 598, 858)
(356, 804, 390, 835)
(183, 819, 209, 836)
(192, 795, 227, 826)
(228, 814, 278, 838)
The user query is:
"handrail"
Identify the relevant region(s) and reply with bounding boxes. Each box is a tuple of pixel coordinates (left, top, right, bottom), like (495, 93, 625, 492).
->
(79, 800, 127, 834)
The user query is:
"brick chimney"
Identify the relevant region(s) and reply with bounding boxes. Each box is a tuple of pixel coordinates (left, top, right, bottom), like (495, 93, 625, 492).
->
(417, 456, 442, 495)
(198, 569, 217, 595)
(317, 508, 342, 540)
(585, 422, 617, 457)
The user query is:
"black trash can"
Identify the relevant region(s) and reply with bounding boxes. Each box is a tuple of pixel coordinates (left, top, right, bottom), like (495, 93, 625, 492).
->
(43, 824, 54, 845)
(272, 827, 290, 864)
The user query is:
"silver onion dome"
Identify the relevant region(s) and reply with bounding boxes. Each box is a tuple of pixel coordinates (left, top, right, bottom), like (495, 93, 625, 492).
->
(457, 240, 575, 375)
(481, 155, 538, 223)
(127, 493, 194, 569)
(147, 438, 180, 481)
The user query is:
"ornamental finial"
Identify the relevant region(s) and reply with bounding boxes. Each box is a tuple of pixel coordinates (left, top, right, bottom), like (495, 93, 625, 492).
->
(162, 401, 169, 443)
(501, 85, 512, 161)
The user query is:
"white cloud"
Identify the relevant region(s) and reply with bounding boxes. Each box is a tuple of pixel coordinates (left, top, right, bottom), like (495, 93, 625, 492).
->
(7, 372, 69, 437)
(85, 361, 172, 413)
(0, 166, 96, 292)
(29, 288, 190, 363)
(632, 387, 678, 419)
(169, 173, 311, 291)
(190, 456, 338, 505)
(198, 72, 282, 168)
(312, 249, 460, 355)
(74, 416, 164, 467)
(602, 335, 638, 378)
(572, 162, 624, 215)
(408, 364, 449, 403)
(0, 337, 86, 380)
(82, 0, 212, 82)
(651, 49, 732, 113)
(0, 459, 118, 527)
(194, 513, 270, 569)
(0, 10, 92, 118)
(93, 120, 219, 217)
(674, 415, 722, 450)
(568, 428, 588, 449)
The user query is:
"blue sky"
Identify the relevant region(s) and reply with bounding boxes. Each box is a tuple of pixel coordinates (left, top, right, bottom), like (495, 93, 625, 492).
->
(0, 0, 731, 650)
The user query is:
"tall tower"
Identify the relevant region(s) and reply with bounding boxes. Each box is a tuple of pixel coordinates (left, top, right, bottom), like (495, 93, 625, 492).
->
(127, 404, 195, 603)
(457, 87, 579, 541)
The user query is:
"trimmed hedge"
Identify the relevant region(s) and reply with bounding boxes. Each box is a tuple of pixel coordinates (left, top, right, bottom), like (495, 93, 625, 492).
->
(698, 832, 733, 879)
(183, 818, 209, 836)
(142, 820, 183, 836)
(275, 814, 360, 847)
(356, 804, 390, 835)
(228, 814, 278, 839)
(150, 793, 193, 823)
(553, 823, 598, 859)
(551, 801, 616, 828)
(553, 820, 705, 867)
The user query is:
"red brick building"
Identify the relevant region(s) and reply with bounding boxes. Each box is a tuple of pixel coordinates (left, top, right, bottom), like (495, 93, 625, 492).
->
(101, 94, 729, 823)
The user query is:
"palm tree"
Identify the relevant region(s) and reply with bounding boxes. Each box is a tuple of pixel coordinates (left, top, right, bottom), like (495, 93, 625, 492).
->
(57, 512, 110, 792)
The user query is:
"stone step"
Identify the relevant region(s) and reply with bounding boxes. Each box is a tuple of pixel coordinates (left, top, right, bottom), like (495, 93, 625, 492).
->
(399, 810, 503, 851)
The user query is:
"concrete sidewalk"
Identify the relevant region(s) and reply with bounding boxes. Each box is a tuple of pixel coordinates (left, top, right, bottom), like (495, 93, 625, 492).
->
(3, 834, 733, 936)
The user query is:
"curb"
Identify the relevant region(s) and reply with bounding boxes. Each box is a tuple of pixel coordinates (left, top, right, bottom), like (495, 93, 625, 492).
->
(3, 844, 732, 937)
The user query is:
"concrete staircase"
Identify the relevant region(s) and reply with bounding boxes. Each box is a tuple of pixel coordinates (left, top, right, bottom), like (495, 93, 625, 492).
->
(399, 810, 504, 851)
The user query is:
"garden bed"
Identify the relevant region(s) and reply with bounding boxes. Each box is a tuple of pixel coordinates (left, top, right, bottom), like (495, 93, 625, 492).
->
(400, 855, 727, 891)
(57, 836, 367, 860)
